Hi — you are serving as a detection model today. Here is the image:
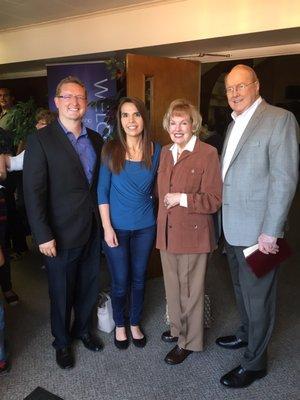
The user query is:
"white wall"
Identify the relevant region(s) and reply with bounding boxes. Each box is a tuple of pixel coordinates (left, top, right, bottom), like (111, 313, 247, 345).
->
(0, 0, 299, 65)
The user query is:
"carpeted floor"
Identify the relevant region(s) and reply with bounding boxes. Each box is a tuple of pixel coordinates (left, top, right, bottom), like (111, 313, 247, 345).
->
(1, 189, 300, 400)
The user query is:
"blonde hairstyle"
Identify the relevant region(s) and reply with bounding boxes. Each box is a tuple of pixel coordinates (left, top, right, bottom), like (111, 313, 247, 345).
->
(55, 75, 87, 97)
(162, 99, 202, 134)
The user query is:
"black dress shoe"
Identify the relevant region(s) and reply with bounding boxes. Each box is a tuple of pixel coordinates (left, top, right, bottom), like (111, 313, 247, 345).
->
(114, 329, 129, 350)
(161, 330, 178, 343)
(164, 345, 193, 365)
(4, 290, 19, 306)
(216, 335, 248, 349)
(56, 347, 74, 369)
(80, 333, 103, 352)
(220, 365, 267, 388)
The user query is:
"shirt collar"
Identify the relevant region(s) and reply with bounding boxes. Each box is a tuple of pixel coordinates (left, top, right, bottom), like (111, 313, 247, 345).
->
(231, 96, 262, 121)
(58, 118, 87, 137)
(169, 134, 197, 154)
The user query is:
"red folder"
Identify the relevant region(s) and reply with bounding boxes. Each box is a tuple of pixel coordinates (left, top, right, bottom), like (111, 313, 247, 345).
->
(245, 238, 292, 278)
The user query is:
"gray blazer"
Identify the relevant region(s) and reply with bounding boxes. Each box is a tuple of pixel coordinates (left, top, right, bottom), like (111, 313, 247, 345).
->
(221, 100, 299, 246)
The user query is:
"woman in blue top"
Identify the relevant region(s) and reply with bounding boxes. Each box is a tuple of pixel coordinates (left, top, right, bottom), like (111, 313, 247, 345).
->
(98, 97, 160, 350)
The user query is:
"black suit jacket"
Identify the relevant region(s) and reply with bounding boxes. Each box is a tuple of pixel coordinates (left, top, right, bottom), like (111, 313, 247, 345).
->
(23, 120, 103, 249)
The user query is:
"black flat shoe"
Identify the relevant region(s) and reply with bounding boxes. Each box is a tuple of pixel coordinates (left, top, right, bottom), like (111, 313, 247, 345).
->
(161, 330, 178, 343)
(216, 335, 248, 349)
(132, 335, 147, 348)
(79, 333, 103, 352)
(131, 327, 147, 348)
(114, 329, 129, 350)
(220, 365, 267, 388)
(56, 347, 74, 369)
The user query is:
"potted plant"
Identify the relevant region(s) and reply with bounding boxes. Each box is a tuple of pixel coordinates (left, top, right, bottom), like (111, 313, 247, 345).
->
(5, 97, 38, 150)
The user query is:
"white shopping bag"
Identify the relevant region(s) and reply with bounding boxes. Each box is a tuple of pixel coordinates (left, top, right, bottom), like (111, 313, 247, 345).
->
(97, 292, 115, 333)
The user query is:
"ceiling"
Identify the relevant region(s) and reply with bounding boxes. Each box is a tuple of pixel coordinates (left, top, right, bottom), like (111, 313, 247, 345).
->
(0, 0, 160, 30)
(0, 1, 299, 79)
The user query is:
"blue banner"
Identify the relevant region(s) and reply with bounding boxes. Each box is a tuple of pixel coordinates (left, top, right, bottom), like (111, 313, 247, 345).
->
(47, 62, 116, 137)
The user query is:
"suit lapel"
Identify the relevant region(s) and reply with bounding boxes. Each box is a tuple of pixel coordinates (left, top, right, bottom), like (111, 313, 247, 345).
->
(225, 100, 267, 171)
(221, 123, 233, 165)
(87, 129, 101, 187)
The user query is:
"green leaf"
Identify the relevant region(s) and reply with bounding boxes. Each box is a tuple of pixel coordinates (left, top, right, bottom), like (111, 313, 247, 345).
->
(5, 98, 38, 145)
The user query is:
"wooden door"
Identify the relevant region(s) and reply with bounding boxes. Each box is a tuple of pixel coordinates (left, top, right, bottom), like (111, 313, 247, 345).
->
(127, 54, 200, 145)
(126, 54, 201, 277)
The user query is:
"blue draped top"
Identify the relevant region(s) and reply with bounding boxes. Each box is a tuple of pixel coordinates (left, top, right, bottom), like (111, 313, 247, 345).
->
(97, 142, 161, 230)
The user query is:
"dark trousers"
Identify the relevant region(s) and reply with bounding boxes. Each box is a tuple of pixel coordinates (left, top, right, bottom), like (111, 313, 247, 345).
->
(225, 240, 278, 370)
(45, 228, 101, 350)
(0, 300, 5, 361)
(0, 257, 11, 292)
(5, 172, 28, 253)
(0, 189, 11, 293)
(103, 225, 156, 326)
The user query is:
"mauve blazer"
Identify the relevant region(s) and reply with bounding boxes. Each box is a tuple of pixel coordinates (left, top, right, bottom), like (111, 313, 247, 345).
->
(156, 138, 222, 254)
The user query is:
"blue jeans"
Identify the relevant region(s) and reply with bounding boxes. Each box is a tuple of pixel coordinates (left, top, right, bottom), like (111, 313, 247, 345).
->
(0, 300, 5, 361)
(103, 225, 156, 326)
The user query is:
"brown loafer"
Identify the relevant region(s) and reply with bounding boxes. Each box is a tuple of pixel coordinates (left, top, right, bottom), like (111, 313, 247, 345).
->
(164, 345, 193, 365)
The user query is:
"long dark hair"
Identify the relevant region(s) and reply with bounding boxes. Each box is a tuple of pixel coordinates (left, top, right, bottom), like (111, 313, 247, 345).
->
(102, 96, 152, 174)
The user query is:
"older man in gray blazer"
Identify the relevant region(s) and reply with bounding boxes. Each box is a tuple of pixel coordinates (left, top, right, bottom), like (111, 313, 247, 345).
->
(216, 64, 299, 388)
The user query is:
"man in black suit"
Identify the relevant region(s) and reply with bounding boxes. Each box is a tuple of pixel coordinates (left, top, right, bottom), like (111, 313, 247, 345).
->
(23, 76, 103, 369)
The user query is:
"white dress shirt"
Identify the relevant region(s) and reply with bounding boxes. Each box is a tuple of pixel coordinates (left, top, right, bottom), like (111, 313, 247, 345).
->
(169, 134, 197, 207)
(8, 150, 25, 172)
(0, 151, 25, 189)
(222, 97, 262, 181)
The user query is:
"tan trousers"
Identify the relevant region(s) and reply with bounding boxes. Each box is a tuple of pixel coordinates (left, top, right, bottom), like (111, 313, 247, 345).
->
(160, 251, 208, 352)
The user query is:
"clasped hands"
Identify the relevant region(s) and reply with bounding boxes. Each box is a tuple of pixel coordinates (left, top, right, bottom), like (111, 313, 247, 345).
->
(258, 233, 279, 255)
(164, 193, 181, 209)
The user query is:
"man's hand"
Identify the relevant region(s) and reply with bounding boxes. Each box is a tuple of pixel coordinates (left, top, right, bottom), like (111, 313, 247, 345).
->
(164, 193, 181, 209)
(39, 239, 57, 257)
(258, 233, 279, 255)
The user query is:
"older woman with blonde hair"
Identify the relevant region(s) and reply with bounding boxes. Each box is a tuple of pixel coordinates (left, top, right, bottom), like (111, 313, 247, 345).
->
(156, 99, 222, 365)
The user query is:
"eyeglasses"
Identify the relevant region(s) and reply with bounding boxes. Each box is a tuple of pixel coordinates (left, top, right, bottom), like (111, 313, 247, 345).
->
(225, 81, 257, 95)
(56, 94, 87, 101)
